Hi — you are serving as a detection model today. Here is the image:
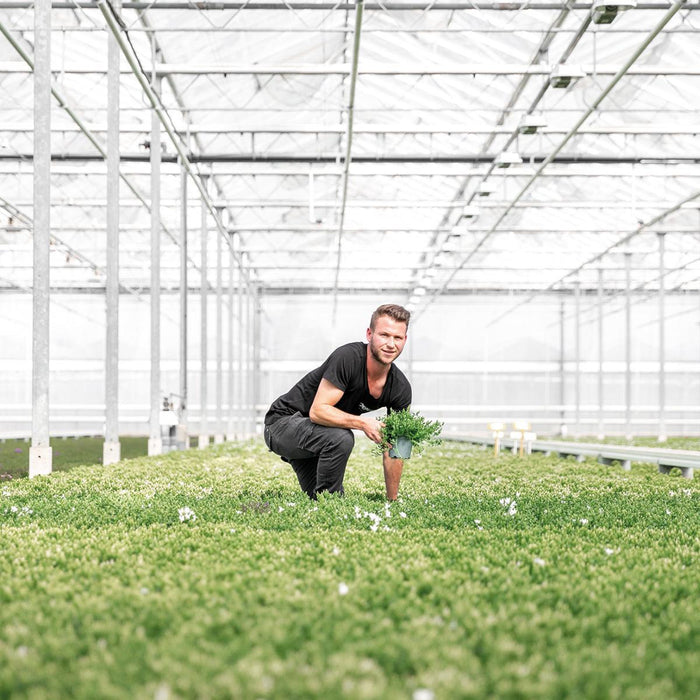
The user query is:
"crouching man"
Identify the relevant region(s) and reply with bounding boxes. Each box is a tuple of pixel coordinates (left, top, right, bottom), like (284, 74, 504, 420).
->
(263, 304, 412, 500)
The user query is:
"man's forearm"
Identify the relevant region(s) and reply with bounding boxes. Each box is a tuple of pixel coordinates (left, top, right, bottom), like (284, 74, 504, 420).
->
(309, 403, 364, 431)
(383, 452, 403, 501)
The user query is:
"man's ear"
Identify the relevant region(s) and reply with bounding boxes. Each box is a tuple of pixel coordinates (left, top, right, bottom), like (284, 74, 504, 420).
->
(366, 327, 372, 341)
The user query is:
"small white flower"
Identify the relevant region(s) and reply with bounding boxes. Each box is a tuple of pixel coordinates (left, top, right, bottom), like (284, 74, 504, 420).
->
(178, 506, 196, 522)
(399, 512, 407, 518)
(604, 548, 615, 556)
(338, 582, 349, 596)
(533, 557, 546, 567)
(332, 546, 340, 556)
(413, 689, 435, 700)
(278, 506, 284, 513)
(665, 509, 671, 515)
(579, 518, 589, 525)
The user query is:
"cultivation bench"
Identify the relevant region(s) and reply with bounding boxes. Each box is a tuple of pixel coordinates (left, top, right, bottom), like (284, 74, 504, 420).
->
(453, 436, 699, 479)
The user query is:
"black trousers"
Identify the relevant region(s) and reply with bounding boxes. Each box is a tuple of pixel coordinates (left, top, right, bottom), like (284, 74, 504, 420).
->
(264, 412, 355, 498)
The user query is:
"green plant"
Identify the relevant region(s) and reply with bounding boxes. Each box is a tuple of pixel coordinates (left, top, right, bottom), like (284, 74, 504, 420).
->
(374, 408, 443, 457)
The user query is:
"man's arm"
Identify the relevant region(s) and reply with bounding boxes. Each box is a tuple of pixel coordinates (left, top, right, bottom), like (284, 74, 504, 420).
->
(309, 378, 383, 443)
(382, 451, 403, 501)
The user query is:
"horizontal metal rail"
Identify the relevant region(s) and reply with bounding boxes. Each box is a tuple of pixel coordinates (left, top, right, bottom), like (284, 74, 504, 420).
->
(453, 435, 698, 479)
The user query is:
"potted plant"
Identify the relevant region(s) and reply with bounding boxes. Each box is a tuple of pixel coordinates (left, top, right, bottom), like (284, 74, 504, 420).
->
(374, 408, 443, 459)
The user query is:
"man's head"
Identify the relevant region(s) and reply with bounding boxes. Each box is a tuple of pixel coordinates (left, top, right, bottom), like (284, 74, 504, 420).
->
(367, 304, 409, 366)
(369, 303, 411, 332)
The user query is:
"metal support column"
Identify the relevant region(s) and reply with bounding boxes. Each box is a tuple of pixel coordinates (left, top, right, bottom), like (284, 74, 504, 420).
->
(147, 76, 162, 456)
(29, 0, 52, 477)
(246, 285, 253, 436)
(597, 268, 605, 440)
(198, 180, 209, 449)
(214, 219, 224, 444)
(559, 295, 566, 437)
(226, 234, 235, 440)
(625, 252, 632, 440)
(103, 0, 121, 465)
(177, 164, 189, 449)
(658, 232, 667, 442)
(252, 287, 260, 436)
(237, 259, 245, 438)
(574, 279, 581, 438)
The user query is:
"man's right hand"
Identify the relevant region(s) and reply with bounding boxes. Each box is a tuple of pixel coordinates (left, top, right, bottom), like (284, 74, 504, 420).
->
(360, 416, 383, 445)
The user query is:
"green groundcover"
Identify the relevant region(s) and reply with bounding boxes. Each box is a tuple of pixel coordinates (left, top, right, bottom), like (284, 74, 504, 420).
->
(1, 439, 698, 699)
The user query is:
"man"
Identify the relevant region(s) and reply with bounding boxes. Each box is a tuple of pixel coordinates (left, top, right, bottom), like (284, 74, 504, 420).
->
(264, 303, 412, 501)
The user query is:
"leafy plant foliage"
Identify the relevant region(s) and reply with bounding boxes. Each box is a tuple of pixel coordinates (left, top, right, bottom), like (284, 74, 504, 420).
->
(1, 439, 698, 699)
(374, 408, 443, 457)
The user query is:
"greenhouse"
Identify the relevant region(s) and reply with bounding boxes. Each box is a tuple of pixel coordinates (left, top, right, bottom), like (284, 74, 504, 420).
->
(1, 2, 699, 698)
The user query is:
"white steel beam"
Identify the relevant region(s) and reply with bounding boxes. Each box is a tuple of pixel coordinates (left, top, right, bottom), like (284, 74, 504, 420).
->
(148, 78, 163, 457)
(198, 181, 209, 450)
(104, 0, 121, 466)
(29, 0, 52, 478)
(3, 61, 700, 76)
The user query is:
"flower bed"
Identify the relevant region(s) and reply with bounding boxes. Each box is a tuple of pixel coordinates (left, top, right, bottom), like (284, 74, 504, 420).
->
(1, 440, 698, 698)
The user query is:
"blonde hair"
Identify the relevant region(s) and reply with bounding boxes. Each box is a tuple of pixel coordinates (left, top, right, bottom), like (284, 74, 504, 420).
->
(370, 304, 410, 331)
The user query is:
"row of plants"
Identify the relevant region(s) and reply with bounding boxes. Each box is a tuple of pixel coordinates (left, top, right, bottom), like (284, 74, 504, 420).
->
(0, 436, 148, 481)
(1, 437, 698, 698)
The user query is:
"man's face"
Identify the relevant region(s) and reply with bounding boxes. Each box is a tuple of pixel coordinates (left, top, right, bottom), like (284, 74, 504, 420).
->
(367, 315, 408, 366)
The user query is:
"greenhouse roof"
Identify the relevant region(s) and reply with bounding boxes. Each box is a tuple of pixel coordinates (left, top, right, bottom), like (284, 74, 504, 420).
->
(1, 1, 699, 316)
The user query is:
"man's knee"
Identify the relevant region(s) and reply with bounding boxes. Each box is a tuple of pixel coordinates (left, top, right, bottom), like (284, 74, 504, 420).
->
(333, 428, 355, 456)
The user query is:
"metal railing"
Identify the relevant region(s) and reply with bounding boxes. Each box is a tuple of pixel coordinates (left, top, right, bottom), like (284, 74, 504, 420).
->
(452, 435, 698, 480)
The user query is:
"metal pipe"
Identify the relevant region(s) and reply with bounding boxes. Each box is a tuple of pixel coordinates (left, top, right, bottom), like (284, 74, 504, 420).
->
(246, 285, 253, 436)
(4, 123, 700, 137)
(658, 232, 667, 442)
(178, 164, 189, 448)
(29, 0, 52, 478)
(0, 2, 696, 10)
(227, 235, 235, 440)
(252, 287, 261, 436)
(148, 77, 163, 456)
(104, 0, 121, 466)
(625, 252, 632, 440)
(8, 152, 696, 165)
(215, 209, 224, 442)
(237, 259, 244, 438)
(597, 268, 604, 440)
(3, 61, 699, 77)
(199, 181, 209, 449)
(559, 296, 566, 437)
(574, 279, 581, 438)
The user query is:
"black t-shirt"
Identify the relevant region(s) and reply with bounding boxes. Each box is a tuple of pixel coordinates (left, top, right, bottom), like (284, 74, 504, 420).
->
(265, 341, 412, 425)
